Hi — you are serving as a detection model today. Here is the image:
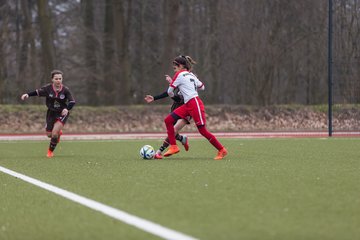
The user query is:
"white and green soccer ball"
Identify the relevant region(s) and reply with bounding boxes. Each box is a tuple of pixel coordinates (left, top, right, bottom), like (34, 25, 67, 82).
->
(140, 145, 155, 160)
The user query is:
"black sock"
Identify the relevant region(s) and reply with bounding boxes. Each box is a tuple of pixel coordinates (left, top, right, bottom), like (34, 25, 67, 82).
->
(49, 137, 58, 151)
(159, 138, 170, 152)
(175, 134, 183, 142)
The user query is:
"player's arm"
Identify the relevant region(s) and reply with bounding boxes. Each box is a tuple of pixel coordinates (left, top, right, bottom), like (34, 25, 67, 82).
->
(144, 91, 168, 103)
(21, 84, 49, 100)
(165, 75, 172, 84)
(62, 90, 76, 116)
(20, 90, 38, 100)
(153, 91, 169, 100)
(197, 80, 205, 91)
(61, 101, 75, 116)
(66, 101, 76, 110)
(66, 89, 76, 110)
(167, 85, 176, 98)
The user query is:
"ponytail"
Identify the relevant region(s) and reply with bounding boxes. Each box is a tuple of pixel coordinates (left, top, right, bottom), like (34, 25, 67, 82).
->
(184, 56, 197, 71)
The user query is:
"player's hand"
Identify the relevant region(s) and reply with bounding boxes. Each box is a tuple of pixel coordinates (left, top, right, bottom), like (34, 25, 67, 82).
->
(144, 95, 154, 103)
(165, 75, 172, 84)
(61, 108, 69, 116)
(21, 94, 29, 100)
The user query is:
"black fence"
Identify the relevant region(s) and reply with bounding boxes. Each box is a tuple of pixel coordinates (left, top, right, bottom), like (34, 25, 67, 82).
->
(328, 0, 360, 135)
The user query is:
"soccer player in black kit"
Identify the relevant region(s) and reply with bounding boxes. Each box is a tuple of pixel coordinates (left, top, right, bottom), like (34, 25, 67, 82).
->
(21, 70, 75, 158)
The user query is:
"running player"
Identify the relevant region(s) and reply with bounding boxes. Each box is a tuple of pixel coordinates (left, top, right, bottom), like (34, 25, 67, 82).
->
(163, 55, 227, 160)
(144, 88, 190, 159)
(21, 70, 75, 158)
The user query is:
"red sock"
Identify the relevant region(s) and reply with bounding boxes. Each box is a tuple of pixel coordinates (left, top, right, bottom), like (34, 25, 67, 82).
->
(164, 115, 177, 145)
(198, 125, 223, 150)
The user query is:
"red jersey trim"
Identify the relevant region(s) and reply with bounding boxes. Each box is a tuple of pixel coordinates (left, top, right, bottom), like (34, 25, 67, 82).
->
(52, 84, 63, 97)
(170, 70, 188, 85)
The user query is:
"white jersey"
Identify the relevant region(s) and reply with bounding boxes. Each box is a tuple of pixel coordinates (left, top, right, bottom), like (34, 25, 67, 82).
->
(168, 70, 205, 103)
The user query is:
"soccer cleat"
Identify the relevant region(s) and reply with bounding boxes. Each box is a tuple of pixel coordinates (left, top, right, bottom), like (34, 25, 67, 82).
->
(214, 147, 228, 160)
(46, 149, 54, 158)
(154, 152, 163, 159)
(164, 145, 180, 157)
(181, 135, 189, 151)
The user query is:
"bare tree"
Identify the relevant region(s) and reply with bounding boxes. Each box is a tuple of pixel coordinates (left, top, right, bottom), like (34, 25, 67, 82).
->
(81, 0, 99, 105)
(36, 0, 55, 83)
(100, 0, 116, 105)
(0, 0, 359, 106)
(113, 0, 132, 104)
(0, 0, 8, 103)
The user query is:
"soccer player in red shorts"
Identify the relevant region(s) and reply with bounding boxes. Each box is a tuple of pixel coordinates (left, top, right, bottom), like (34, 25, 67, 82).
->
(144, 89, 190, 159)
(21, 70, 75, 158)
(163, 55, 227, 160)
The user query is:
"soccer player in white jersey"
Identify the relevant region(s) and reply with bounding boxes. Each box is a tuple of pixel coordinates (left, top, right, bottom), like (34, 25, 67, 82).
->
(163, 55, 228, 160)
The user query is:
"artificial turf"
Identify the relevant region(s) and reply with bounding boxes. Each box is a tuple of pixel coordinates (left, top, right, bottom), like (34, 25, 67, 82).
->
(0, 138, 359, 240)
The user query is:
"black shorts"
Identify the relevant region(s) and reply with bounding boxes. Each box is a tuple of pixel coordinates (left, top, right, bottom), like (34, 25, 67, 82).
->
(170, 102, 191, 124)
(45, 109, 70, 132)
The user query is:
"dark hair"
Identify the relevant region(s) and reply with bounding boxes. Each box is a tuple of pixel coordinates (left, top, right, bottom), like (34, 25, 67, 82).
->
(173, 55, 197, 71)
(51, 70, 63, 78)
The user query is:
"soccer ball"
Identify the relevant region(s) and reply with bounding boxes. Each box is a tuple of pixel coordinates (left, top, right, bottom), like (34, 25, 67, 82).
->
(140, 145, 155, 160)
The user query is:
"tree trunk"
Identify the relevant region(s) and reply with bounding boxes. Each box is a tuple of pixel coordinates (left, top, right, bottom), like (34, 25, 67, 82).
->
(36, 0, 55, 83)
(82, 0, 98, 105)
(113, 0, 132, 104)
(161, 1, 180, 75)
(101, 0, 115, 105)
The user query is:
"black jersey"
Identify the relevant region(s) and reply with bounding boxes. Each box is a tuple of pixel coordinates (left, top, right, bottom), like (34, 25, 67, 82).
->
(36, 83, 75, 112)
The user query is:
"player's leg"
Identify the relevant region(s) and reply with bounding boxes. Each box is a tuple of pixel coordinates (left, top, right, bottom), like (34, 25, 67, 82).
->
(154, 139, 169, 159)
(47, 121, 63, 157)
(197, 125, 227, 160)
(189, 97, 227, 160)
(46, 112, 69, 158)
(174, 119, 189, 151)
(163, 113, 179, 157)
(45, 111, 55, 157)
(46, 131, 52, 138)
(163, 106, 188, 157)
(155, 119, 188, 159)
(45, 110, 53, 138)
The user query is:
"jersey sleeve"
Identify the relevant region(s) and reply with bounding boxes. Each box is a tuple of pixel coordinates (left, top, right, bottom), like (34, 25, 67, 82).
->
(65, 87, 76, 110)
(197, 79, 205, 90)
(168, 73, 181, 97)
(36, 85, 49, 97)
(153, 91, 169, 101)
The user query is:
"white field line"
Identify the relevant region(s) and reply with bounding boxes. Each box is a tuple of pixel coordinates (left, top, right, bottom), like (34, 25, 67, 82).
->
(0, 166, 198, 240)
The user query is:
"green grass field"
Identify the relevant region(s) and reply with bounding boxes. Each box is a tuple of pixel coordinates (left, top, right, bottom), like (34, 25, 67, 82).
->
(0, 138, 359, 240)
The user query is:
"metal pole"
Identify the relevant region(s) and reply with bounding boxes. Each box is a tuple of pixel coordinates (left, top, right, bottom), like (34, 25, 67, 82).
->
(328, 0, 333, 137)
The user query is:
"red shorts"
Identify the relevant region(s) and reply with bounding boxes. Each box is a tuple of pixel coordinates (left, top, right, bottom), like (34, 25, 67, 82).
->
(172, 97, 206, 126)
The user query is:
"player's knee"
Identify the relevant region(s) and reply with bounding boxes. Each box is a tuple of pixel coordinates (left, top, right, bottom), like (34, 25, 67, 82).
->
(197, 125, 207, 136)
(164, 115, 175, 125)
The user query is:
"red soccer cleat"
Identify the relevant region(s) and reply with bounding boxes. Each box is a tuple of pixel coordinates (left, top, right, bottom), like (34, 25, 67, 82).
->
(46, 149, 54, 158)
(164, 145, 180, 157)
(154, 152, 163, 159)
(182, 135, 189, 151)
(214, 147, 228, 160)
